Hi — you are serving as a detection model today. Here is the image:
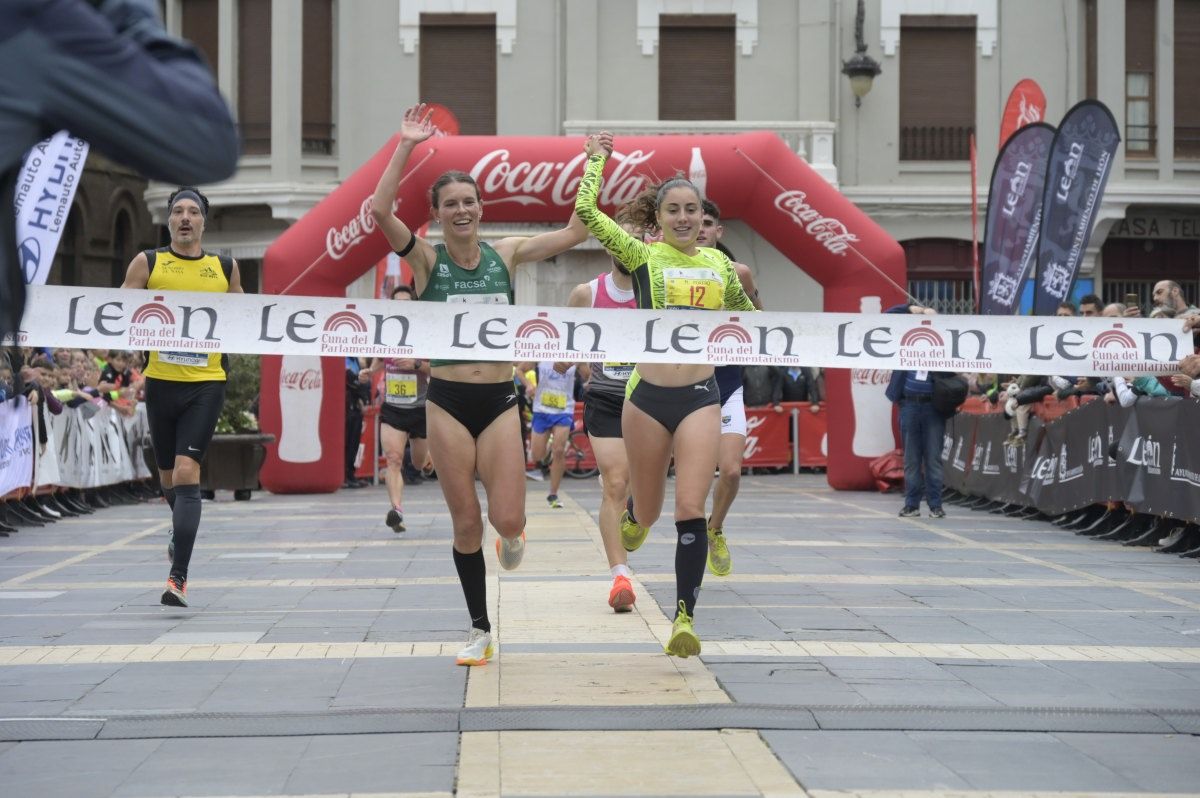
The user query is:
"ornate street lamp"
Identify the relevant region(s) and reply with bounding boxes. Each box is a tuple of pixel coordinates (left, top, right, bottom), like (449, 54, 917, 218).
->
(842, 0, 882, 107)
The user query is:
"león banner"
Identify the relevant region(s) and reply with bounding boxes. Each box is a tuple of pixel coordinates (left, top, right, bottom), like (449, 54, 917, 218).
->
(10, 285, 1192, 377)
(980, 122, 1056, 315)
(1033, 101, 1121, 316)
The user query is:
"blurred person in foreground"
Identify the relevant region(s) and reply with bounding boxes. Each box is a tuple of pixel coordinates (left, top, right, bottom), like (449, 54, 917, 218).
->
(0, 0, 239, 339)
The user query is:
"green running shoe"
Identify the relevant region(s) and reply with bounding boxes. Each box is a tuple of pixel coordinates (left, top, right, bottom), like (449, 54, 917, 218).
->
(620, 509, 649, 552)
(706, 526, 732, 576)
(665, 600, 701, 658)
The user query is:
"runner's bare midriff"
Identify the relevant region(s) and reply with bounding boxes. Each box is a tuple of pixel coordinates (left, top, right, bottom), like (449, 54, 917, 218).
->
(431, 361, 516, 384)
(636, 362, 715, 388)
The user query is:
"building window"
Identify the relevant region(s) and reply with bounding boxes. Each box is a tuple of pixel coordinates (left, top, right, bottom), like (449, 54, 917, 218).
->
(181, 0, 219, 74)
(1101, 238, 1199, 307)
(1125, 0, 1155, 155)
(419, 14, 496, 135)
(238, 0, 272, 155)
(1176, 0, 1200, 158)
(658, 15, 735, 120)
(302, 0, 334, 155)
(902, 238, 978, 314)
(899, 16, 976, 161)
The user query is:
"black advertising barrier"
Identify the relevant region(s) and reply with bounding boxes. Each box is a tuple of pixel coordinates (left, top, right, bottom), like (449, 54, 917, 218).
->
(1112, 399, 1200, 523)
(943, 413, 976, 492)
(1032, 100, 1121, 316)
(999, 417, 1034, 506)
(1167, 401, 1200, 522)
(1020, 415, 1058, 510)
(980, 122, 1056, 315)
(963, 413, 1006, 496)
(949, 399, 1200, 524)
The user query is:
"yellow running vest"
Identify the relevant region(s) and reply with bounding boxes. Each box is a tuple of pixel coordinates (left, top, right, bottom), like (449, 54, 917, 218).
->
(142, 248, 229, 382)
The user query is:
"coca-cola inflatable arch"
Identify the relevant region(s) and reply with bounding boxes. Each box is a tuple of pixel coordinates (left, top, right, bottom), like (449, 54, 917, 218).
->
(259, 133, 906, 493)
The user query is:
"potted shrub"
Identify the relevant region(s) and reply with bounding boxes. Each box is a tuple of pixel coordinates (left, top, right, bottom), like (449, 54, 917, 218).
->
(201, 353, 275, 500)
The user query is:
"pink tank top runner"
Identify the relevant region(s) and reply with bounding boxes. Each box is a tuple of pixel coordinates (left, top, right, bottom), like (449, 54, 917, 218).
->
(590, 272, 637, 309)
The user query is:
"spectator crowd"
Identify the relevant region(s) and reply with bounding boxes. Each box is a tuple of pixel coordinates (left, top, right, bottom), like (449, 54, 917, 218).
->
(889, 280, 1200, 557)
(0, 346, 160, 534)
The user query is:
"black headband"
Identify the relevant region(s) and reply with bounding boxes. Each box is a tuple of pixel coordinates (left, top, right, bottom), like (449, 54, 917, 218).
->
(169, 190, 206, 218)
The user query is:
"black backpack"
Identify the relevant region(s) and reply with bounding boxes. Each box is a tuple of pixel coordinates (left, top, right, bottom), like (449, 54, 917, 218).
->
(932, 373, 969, 416)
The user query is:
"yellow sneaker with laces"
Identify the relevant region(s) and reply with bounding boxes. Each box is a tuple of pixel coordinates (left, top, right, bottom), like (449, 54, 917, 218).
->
(664, 600, 701, 658)
(620, 499, 649, 552)
(706, 525, 732, 576)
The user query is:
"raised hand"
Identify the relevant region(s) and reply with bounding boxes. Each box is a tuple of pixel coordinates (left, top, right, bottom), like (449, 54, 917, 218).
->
(400, 103, 437, 146)
(585, 131, 614, 158)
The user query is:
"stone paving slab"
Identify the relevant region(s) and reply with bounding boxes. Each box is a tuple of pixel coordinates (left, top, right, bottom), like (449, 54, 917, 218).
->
(0, 476, 1198, 796)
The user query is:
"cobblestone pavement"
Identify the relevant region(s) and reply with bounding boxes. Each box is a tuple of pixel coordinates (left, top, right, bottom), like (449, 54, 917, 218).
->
(1, 474, 1198, 797)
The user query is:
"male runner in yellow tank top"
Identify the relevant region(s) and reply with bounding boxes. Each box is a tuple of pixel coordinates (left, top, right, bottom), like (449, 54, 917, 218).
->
(121, 187, 243, 607)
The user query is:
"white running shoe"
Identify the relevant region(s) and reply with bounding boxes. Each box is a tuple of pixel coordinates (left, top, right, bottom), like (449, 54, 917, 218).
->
(495, 531, 526, 570)
(456, 628, 494, 666)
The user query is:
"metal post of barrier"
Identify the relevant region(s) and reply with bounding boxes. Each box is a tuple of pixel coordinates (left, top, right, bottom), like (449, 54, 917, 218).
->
(791, 407, 800, 476)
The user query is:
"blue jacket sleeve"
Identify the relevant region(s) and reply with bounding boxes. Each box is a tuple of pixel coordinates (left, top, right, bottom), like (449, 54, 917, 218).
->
(883, 305, 910, 401)
(885, 370, 906, 404)
(0, 0, 240, 185)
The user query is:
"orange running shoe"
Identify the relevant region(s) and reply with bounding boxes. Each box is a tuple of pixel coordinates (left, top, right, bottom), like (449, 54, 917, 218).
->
(608, 574, 636, 613)
(161, 576, 188, 607)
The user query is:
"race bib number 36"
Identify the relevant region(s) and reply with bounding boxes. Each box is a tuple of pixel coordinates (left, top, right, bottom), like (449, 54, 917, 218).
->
(664, 268, 723, 310)
(385, 373, 419, 404)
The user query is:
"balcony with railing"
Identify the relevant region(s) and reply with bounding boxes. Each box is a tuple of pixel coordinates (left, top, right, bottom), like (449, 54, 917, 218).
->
(899, 125, 973, 162)
(562, 120, 837, 185)
(302, 123, 335, 156)
(1177, 126, 1200, 159)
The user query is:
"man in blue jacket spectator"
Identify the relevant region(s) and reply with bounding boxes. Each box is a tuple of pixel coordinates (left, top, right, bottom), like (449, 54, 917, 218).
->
(884, 303, 946, 519)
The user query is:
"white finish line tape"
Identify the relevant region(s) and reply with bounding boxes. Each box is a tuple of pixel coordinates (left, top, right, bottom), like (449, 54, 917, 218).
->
(13, 285, 1191, 376)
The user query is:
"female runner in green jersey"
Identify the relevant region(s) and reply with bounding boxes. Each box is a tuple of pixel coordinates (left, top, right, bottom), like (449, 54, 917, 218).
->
(574, 132, 756, 657)
(370, 104, 588, 666)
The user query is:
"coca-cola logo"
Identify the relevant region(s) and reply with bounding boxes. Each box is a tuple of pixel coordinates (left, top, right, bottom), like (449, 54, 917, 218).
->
(773, 190, 859, 255)
(469, 149, 653, 207)
(281, 368, 322, 390)
(850, 368, 891, 386)
(326, 197, 391, 261)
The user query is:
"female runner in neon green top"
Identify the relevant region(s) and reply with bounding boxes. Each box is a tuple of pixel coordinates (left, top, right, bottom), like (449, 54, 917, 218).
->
(574, 131, 755, 658)
(370, 104, 589, 668)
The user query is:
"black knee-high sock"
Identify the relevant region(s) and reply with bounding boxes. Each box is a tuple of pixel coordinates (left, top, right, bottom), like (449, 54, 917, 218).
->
(169, 485, 202, 581)
(674, 518, 708, 617)
(453, 547, 490, 632)
(164, 487, 176, 511)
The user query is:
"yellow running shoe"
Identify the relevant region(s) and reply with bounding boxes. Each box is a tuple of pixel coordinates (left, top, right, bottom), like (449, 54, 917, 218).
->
(706, 526, 732, 576)
(620, 499, 649, 552)
(664, 600, 701, 658)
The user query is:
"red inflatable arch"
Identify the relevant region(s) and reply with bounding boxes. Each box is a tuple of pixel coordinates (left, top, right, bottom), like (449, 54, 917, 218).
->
(259, 133, 906, 494)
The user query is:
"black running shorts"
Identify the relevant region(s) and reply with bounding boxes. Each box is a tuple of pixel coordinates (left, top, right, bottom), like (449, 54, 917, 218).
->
(144, 377, 226, 470)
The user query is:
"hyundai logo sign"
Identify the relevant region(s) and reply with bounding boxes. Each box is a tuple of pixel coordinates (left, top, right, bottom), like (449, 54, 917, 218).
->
(18, 237, 40, 283)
